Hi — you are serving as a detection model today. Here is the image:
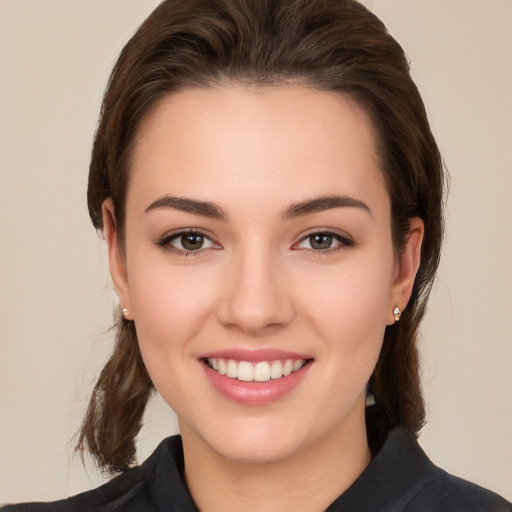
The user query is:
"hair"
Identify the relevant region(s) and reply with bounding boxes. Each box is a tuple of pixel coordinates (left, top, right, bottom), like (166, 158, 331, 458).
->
(80, 0, 445, 473)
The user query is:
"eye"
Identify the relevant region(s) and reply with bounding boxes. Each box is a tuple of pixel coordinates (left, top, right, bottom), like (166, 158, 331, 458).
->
(157, 230, 220, 254)
(295, 231, 352, 252)
(173, 233, 211, 251)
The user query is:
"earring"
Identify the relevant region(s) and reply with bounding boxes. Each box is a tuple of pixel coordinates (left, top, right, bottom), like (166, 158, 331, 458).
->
(121, 307, 129, 319)
(393, 306, 401, 322)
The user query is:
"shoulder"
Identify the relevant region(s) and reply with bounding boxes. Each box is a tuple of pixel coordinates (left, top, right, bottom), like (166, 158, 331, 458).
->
(387, 429, 512, 512)
(1, 465, 149, 512)
(403, 466, 512, 512)
(408, 472, 512, 512)
(1, 435, 195, 512)
(327, 426, 511, 512)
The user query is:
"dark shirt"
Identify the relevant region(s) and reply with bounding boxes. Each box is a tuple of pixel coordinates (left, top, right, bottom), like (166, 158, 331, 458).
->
(2, 428, 511, 511)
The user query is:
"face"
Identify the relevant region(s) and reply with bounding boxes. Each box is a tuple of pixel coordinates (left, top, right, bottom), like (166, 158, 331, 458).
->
(105, 85, 422, 464)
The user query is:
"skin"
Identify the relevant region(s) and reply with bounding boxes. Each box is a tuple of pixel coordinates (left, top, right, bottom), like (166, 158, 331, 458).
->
(103, 85, 423, 511)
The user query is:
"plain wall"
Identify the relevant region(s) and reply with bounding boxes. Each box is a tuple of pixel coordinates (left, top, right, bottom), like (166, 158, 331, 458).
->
(1, 0, 511, 504)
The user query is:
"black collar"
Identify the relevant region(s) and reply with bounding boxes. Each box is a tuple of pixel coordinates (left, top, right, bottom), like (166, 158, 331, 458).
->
(149, 427, 433, 512)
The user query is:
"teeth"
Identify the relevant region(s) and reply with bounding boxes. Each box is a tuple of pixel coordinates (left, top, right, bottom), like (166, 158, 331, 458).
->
(207, 358, 306, 382)
(237, 361, 253, 381)
(270, 360, 283, 379)
(283, 360, 294, 376)
(226, 359, 238, 378)
(293, 360, 304, 372)
(254, 362, 271, 382)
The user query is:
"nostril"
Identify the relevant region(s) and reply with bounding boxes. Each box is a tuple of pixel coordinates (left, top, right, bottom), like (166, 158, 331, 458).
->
(217, 296, 295, 335)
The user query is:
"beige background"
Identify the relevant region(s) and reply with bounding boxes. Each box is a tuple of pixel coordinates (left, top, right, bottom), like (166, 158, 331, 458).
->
(1, 0, 511, 504)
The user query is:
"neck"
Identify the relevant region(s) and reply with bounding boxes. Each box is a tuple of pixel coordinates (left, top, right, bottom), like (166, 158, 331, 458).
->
(180, 407, 371, 512)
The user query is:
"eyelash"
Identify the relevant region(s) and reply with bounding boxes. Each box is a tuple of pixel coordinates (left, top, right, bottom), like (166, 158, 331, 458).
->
(155, 229, 354, 256)
(293, 230, 354, 255)
(156, 229, 220, 257)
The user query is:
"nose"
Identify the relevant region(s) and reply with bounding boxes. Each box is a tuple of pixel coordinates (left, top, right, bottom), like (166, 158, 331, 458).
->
(216, 247, 294, 335)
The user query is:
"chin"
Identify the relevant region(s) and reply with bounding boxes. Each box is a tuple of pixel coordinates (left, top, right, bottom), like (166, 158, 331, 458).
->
(213, 435, 300, 464)
(192, 414, 318, 465)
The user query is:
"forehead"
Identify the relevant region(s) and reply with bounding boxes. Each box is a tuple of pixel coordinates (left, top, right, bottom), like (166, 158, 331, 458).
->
(128, 85, 388, 213)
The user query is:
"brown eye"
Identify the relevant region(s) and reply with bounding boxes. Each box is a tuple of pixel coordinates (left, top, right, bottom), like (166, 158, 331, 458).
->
(158, 230, 218, 253)
(309, 234, 334, 250)
(295, 231, 352, 252)
(180, 233, 205, 251)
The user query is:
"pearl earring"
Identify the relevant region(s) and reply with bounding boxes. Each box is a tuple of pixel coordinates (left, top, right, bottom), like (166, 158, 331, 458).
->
(121, 308, 129, 318)
(393, 306, 401, 322)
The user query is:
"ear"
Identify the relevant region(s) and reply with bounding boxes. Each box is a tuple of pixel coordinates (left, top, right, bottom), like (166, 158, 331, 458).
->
(102, 199, 133, 320)
(386, 217, 424, 325)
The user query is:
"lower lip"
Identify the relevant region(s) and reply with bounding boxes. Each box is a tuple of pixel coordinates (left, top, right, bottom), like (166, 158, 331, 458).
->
(201, 361, 312, 405)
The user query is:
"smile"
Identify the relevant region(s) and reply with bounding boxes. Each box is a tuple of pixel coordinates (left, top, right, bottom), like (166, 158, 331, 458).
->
(206, 358, 307, 382)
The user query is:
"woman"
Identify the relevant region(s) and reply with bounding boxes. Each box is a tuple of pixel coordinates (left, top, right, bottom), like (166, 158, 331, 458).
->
(2, 0, 510, 510)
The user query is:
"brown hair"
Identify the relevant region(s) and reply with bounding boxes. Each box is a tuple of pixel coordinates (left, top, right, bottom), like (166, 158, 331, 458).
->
(81, 0, 445, 472)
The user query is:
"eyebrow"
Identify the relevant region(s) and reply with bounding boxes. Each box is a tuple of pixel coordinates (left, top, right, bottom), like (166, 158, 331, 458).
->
(281, 195, 371, 219)
(145, 196, 228, 219)
(144, 194, 371, 220)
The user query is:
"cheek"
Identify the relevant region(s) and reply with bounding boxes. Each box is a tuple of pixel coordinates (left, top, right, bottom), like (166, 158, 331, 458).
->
(297, 254, 394, 372)
(125, 252, 220, 369)
(125, 260, 223, 419)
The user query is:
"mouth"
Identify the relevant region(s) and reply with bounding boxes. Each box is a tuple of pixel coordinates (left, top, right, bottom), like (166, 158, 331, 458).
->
(203, 357, 311, 382)
(200, 349, 314, 404)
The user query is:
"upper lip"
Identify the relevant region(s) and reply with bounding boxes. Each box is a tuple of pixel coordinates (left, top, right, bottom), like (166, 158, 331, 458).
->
(199, 348, 312, 363)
